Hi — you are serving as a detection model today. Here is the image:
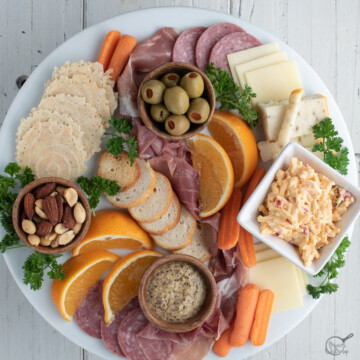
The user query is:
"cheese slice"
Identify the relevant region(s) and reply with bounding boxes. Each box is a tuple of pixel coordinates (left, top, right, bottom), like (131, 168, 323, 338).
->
(227, 43, 279, 85)
(259, 94, 329, 141)
(244, 61, 303, 105)
(254, 242, 270, 252)
(235, 51, 288, 88)
(256, 248, 281, 263)
(295, 267, 307, 296)
(249, 257, 304, 313)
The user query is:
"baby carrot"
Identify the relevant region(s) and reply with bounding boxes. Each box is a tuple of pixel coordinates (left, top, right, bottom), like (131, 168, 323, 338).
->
(242, 168, 266, 206)
(250, 289, 274, 346)
(230, 284, 259, 347)
(108, 34, 137, 82)
(218, 188, 241, 250)
(98, 30, 121, 71)
(238, 226, 256, 268)
(213, 326, 233, 357)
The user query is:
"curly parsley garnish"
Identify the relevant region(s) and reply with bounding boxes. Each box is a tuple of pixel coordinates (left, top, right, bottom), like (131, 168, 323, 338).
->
(205, 62, 258, 128)
(312, 118, 350, 175)
(307, 236, 350, 299)
(77, 175, 120, 216)
(105, 116, 138, 165)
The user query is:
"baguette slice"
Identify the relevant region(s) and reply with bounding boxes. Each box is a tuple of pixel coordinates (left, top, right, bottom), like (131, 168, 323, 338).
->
(105, 158, 156, 208)
(152, 204, 197, 251)
(98, 150, 141, 192)
(139, 192, 181, 235)
(173, 223, 212, 262)
(129, 172, 173, 223)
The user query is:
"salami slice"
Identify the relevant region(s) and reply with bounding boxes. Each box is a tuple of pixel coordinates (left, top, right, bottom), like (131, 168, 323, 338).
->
(172, 27, 207, 65)
(74, 280, 104, 338)
(118, 308, 149, 360)
(209, 32, 261, 72)
(101, 297, 139, 357)
(195, 22, 245, 71)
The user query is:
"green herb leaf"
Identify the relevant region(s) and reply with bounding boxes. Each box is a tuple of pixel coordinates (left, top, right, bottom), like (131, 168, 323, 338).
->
(205, 62, 258, 128)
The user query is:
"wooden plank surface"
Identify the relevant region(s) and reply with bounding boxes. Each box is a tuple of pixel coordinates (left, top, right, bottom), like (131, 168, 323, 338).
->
(0, 0, 359, 359)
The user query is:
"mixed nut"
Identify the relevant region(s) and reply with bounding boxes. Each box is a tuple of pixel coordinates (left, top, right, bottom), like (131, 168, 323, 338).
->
(21, 182, 86, 248)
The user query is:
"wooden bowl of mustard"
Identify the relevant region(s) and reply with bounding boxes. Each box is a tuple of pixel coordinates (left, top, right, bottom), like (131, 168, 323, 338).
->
(138, 254, 217, 333)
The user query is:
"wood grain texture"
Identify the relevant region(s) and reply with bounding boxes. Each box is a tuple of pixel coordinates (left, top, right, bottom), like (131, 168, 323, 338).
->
(0, 0, 359, 360)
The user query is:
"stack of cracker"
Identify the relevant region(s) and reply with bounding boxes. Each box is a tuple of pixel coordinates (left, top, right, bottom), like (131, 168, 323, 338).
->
(16, 61, 117, 181)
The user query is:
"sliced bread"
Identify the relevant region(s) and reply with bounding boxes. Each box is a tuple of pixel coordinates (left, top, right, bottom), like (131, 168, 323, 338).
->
(173, 223, 212, 262)
(139, 192, 181, 235)
(105, 158, 156, 208)
(98, 150, 141, 192)
(151, 204, 197, 251)
(129, 172, 173, 223)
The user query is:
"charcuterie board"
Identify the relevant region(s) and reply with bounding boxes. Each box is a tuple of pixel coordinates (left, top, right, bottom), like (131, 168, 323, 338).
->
(0, 7, 357, 360)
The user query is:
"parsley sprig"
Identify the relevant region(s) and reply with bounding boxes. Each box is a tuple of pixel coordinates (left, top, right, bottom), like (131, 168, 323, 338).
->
(312, 118, 349, 175)
(77, 176, 120, 216)
(205, 62, 258, 128)
(105, 117, 138, 165)
(307, 236, 350, 299)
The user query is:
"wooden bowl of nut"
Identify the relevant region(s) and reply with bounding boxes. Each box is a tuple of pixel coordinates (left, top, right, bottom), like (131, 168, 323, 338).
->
(137, 62, 216, 140)
(12, 177, 91, 254)
(138, 254, 217, 333)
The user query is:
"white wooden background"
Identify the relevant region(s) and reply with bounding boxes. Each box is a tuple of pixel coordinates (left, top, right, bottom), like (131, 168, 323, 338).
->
(1, 0, 359, 359)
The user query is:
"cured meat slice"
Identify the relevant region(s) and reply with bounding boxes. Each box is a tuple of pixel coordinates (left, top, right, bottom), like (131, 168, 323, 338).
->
(172, 27, 207, 65)
(195, 22, 245, 71)
(101, 297, 139, 357)
(117, 28, 178, 117)
(170, 338, 214, 360)
(118, 308, 149, 360)
(74, 280, 104, 338)
(209, 32, 261, 72)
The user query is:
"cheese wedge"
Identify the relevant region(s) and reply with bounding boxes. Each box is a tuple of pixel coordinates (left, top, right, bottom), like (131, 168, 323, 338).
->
(227, 43, 279, 85)
(235, 51, 287, 88)
(259, 94, 329, 141)
(244, 60, 302, 105)
(295, 267, 307, 296)
(254, 242, 270, 252)
(256, 248, 280, 263)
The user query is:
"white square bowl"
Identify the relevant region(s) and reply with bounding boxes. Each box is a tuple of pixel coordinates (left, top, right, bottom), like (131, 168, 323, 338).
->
(237, 142, 360, 276)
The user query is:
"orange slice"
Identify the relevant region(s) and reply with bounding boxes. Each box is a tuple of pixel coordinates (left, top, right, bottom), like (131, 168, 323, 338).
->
(72, 209, 153, 256)
(187, 133, 234, 218)
(208, 111, 258, 189)
(51, 250, 120, 321)
(103, 250, 163, 324)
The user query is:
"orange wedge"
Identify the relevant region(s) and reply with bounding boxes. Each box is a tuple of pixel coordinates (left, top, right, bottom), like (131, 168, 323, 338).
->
(72, 209, 153, 256)
(187, 133, 234, 218)
(103, 250, 163, 324)
(208, 111, 258, 189)
(51, 250, 120, 321)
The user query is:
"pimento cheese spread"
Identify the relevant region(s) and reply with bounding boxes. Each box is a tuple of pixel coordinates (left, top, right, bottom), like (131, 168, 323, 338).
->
(258, 157, 354, 266)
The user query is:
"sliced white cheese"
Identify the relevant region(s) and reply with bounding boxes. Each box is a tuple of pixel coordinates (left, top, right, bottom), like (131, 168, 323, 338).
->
(249, 257, 304, 313)
(254, 242, 270, 252)
(235, 51, 288, 88)
(259, 94, 329, 141)
(295, 267, 307, 296)
(227, 43, 280, 85)
(244, 61, 303, 105)
(256, 248, 281, 263)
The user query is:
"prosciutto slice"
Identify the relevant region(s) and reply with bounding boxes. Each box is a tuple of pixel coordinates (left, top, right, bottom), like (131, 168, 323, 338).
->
(117, 28, 178, 117)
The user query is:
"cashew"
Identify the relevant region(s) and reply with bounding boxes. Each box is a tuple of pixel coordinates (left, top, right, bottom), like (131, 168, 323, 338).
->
(73, 222, 82, 235)
(58, 230, 75, 245)
(22, 219, 36, 235)
(54, 223, 69, 234)
(40, 236, 52, 246)
(73, 203, 86, 224)
(28, 234, 40, 246)
(64, 188, 78, 207)
(35, 206, 48, 220)
(51, 237, 60, 248)
(35, 199, 44, 210)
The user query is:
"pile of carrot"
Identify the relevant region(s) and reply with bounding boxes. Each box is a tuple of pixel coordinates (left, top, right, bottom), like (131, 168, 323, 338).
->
(213, 284, 274, 357)
(97, 30, 137, 82)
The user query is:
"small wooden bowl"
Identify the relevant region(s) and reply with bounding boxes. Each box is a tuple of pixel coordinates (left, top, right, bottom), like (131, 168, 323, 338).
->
(137, 62, 216, 140)
(12, 177, 91, 254)
(138, 254, 217, 333)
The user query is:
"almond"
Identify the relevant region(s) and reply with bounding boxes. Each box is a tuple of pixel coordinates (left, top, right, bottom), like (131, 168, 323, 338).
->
(43, 196, 59, 225)
(62, 204, 76, 229)
(34, 183, 56, 199)
(36, 221, 53, 236)
(23, 193, 35, 220)
(55, 194, 63, 223)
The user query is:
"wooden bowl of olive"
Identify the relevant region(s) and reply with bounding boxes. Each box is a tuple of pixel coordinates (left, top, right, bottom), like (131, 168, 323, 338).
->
(137, 62, 216, 140)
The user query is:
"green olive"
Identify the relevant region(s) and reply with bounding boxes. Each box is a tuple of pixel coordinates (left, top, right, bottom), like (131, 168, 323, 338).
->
(163, 86, 189, 115)
(180, 72, 204, 98)
(165, 115, 190, 136)
(187, 98, 210, 124)
(161, 73, 180, 88)
(141, 80, 166, 104)
(150, 104, 170, 123)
